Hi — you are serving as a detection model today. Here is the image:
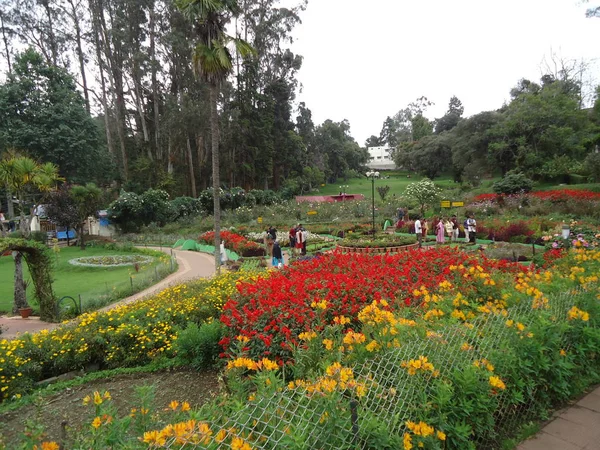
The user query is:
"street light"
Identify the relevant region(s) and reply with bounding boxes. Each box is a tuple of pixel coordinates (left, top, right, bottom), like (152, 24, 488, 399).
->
(366, 171, 379, 233)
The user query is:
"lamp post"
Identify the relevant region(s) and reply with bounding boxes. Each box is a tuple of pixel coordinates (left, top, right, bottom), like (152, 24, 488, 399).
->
(366, 171, 379, 233)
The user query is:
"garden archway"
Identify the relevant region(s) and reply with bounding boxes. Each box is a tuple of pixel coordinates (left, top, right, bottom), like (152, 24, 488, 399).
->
(0, 238, 56, 321)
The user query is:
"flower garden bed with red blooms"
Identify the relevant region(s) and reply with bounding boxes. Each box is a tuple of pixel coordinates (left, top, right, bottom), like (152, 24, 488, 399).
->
(219, 247, 526, 362)
(198, 230, 265, 257)
(472, 189, 600, 204)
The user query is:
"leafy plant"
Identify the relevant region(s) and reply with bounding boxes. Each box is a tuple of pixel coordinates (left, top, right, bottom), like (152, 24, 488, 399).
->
(493, 171, 534, 195)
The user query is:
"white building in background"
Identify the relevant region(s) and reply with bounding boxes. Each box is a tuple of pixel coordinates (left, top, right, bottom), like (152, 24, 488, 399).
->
(367, 146, 396, 170)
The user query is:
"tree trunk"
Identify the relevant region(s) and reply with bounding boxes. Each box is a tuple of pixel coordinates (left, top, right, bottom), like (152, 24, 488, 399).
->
(6, 190, 14, 219)
(79, 223, 86, 250)
(41, 0, 58, 66)
(95, 0, 128, 179)
(68, 0, 90, 113)
(0, 11, 12, 74)
(13, 252, 28, 314)
(187, 136, 197, 198)
(150, 6, 160, 159)
(90, 0, 114, 157)
(210, 83, 221, 274)
(167, 133, 173, 174)
(18, 194, 30, 237)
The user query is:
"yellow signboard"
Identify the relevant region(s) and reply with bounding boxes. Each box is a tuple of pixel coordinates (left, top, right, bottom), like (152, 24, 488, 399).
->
(440, 200, 451, 208)
(257, 217, 263, 224)
(307, 210, 318, 216)
(451, 201, 464, 207)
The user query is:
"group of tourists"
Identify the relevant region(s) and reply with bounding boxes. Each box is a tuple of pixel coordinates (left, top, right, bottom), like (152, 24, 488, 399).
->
(289, 224, 308, 257)
(262, 224, 309, 268)
(414, 214, 477, 248)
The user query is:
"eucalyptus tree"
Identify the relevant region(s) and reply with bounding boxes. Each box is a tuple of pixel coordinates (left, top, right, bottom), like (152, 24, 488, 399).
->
(176, 0, 254, 273)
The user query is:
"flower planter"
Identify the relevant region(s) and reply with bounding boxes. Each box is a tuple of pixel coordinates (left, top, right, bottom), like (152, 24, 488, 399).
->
(337, 243, 419, 254)
(18, 307, 33, 319)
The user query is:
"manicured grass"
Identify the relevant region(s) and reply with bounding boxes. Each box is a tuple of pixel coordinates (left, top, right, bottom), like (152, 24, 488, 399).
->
(0, 246, 169, 314)
(317, 172, 491, 198)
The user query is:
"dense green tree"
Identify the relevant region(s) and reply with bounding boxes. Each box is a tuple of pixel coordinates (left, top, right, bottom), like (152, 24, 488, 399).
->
(489, 78, 592, 180)
(0, 49, 113, 183)
(313, 120, 368, 182)
(435, 96, 464, 133)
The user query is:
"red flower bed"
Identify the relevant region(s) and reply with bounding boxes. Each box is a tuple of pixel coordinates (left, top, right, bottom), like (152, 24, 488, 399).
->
(199, 230, 265, 257)
(472, 189, 600, 204)
(220, 247, 524, 361)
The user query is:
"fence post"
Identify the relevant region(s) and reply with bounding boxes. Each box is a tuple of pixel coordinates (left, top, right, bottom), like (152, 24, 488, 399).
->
(350, 398, 359, 446)
(130, 276, 133, 293)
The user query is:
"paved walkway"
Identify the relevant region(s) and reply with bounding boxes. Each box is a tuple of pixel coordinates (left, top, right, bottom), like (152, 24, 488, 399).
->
(0, 248, 216, 340)
(517, 385, 600, 450)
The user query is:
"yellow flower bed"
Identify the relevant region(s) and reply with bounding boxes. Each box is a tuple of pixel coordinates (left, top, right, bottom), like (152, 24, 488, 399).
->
(0, 270, 256, 401)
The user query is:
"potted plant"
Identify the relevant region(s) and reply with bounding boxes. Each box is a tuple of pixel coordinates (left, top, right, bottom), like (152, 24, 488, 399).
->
(18, 306, 33, 319)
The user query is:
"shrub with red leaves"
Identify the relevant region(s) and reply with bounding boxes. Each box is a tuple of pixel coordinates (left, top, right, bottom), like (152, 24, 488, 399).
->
(219, 247, 523, 362)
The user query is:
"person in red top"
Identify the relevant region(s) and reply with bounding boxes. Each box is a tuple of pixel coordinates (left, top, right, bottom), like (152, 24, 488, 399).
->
(289, 226, 297, 255)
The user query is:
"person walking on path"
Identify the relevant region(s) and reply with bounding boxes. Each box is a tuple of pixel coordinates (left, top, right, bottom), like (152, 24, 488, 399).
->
(295, 224, 305, 255)
(289, 225, 297, 256)
(414, 216, 423, 248)
(467, 214, 477, 244)
(272, 241, 284, 267)
(264, 226, 275, 256)
(463, 215, 470, 243)
(444, 217, 453, 240)
(220, 241, 228, 266)
(436, 217, 446, 244)
(301, 226, 308, 255)
(451, 215, 459, 242)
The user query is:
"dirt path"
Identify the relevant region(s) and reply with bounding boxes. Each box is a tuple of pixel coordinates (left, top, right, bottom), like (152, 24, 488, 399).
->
(0, 248, 216, 340)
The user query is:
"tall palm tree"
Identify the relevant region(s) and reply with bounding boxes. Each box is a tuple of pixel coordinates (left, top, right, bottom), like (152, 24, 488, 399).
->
(176, 0, 254, 273)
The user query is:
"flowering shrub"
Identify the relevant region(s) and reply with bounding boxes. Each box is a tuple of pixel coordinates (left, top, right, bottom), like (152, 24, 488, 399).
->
(198, 230, 264, 257)
(220, 248, 526, 361)
(0, 270, 255, 401)
(473, 189, 600, 203)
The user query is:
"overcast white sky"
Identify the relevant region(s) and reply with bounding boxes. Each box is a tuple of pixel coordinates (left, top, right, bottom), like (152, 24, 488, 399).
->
(286, 0, 599, 145)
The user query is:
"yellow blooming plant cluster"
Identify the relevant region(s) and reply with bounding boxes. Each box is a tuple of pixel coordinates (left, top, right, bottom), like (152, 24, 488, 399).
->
(0, 270, 257, 401)
(288, 362, 368, 399)
(403, 420, 446, 450)
(567, 306, 590, 322)
(226, 357, 279, 372)
(401, 356, 440, 378)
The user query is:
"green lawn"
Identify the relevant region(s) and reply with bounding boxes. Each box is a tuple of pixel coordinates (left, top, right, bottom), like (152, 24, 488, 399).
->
(318, 172, 492, 198)
(0, 246, 170, 314)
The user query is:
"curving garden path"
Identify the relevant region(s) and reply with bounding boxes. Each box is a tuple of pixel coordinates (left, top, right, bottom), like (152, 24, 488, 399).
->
(0, 248, 216, 340)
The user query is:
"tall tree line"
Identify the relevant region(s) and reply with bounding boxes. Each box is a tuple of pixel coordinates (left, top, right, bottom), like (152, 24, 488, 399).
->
(0, 0, 369, 196)
(369, 71, 600, 184)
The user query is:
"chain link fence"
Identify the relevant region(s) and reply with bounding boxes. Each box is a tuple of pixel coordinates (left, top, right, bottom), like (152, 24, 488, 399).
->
(192, 288, 583, 450)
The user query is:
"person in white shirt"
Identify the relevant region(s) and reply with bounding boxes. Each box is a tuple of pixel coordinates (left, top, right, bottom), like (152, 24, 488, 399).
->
(414, 217, 423, 248)
(467, 215, 477, 244)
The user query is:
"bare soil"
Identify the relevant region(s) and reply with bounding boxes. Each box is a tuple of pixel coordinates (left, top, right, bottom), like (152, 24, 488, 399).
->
(0, 369, 220, 445)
